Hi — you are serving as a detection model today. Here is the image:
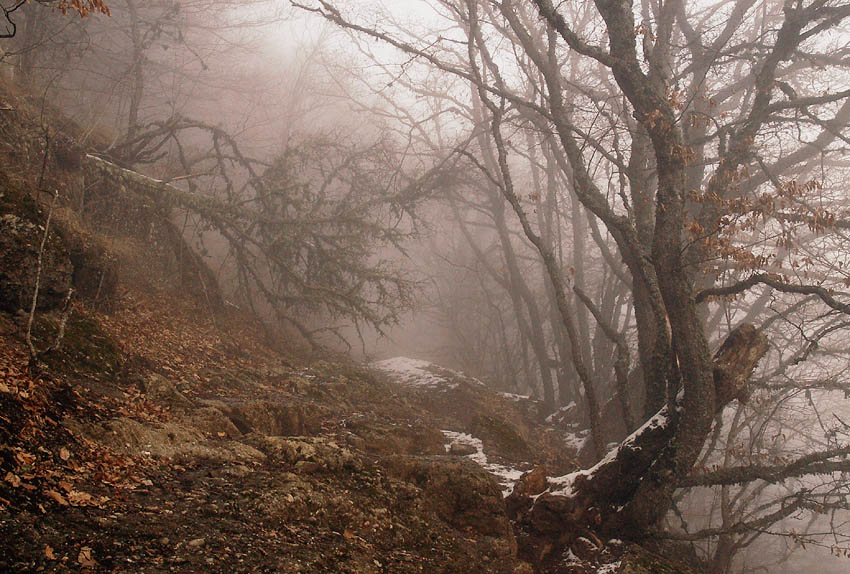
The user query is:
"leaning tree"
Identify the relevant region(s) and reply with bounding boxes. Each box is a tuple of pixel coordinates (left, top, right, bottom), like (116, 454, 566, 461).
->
(293, 0, 850, 560)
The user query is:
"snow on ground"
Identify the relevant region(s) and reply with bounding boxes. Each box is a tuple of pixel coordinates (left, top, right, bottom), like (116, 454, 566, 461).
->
(497, 391, 530, 401)
(545, 401, 577, 423)
(372, 358, 530, 496)
(372, 356, 493, 390)
(371, 357, 455, 389)
(442, 430, 524, 496)
(560, 540, 623, 572)
(563, 428, 589, 451)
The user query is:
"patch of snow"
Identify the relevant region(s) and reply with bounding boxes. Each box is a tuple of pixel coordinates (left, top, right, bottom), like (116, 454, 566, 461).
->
(545, 401, 578, 423)
(442, 430, 524, 496)
(442, 431, 486, 463)
(547, 470, 580, 497)
(596, 561, 621, 573)
(497, 391, 530, 401)
(372, 356, 492, 390)
(563, 429, 589, 451)
(372, 357, 456, 389)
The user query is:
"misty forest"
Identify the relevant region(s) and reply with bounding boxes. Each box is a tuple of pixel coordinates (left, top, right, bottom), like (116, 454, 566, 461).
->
(4, 0, 850, 572)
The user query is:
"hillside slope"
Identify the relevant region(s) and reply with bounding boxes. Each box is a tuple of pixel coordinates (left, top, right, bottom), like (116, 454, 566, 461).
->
(0, 85, 698, 574)
(0, 226, 528, 572)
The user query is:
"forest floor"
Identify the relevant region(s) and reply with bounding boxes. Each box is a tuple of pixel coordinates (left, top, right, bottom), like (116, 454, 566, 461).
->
(0, 269, 565, 573)
(0, 281, 534, 573)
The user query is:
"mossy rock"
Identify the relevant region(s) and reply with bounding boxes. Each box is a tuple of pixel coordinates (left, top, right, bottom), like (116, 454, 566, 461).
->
(472, 413, 532, 461)
(0, 170, 118, 312)
(0, 170, 42, 222)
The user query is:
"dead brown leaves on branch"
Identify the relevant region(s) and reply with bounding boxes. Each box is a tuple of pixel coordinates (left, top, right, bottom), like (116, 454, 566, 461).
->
(687, 176, 835, 273)
(56, 0, 110, 17)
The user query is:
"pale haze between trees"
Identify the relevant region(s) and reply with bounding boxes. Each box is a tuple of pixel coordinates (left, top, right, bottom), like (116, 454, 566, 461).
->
(5, 0, 850, 572)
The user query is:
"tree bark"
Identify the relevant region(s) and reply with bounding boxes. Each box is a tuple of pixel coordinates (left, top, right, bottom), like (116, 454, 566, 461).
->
(514, 323, 767, 545)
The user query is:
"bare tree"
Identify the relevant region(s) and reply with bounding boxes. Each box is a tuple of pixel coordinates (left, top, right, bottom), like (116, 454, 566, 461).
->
(86, 116, 454, 347)
(292, 0, 850, 563)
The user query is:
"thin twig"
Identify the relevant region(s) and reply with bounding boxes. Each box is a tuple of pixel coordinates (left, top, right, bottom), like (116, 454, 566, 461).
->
(25, 188, 60, 368)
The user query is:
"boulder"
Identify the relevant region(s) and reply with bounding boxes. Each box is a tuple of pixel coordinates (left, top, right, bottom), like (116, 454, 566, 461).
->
(384, 455, 513, 540)
(471, 413, 533, 461)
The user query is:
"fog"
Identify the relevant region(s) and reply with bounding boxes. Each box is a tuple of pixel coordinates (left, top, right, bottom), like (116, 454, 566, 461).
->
(5, 0, 850, 571)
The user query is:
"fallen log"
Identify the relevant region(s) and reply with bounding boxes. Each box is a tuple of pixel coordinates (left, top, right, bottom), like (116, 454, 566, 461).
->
(84, 154, 222, 305)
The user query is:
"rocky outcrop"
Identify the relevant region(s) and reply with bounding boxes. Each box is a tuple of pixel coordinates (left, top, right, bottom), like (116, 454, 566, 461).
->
(344, 413, 446, 456)
(385, 455, 513, 538)
(384, 454, 519, 568)
(372, 357, 578, 476)
(80, 416, 266, 464)
(227, 400, 319, 436)
(0, 170, 118, 314)
(0, 174, 72, 312)
(59, 216, 118, 309)
(248, 435, 361, 472)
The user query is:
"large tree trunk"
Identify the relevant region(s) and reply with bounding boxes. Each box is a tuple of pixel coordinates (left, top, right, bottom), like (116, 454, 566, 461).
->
(510, 324, 767, 552)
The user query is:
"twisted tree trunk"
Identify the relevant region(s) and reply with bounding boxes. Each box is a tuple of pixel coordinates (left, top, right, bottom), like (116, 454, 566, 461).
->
(511, 324, 767, 548)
